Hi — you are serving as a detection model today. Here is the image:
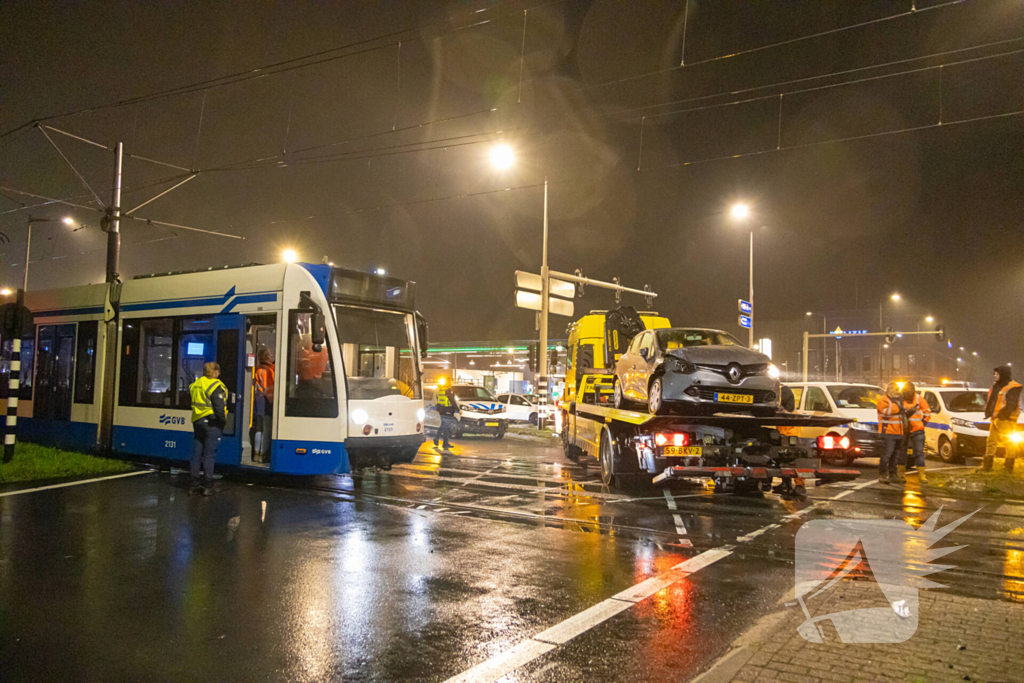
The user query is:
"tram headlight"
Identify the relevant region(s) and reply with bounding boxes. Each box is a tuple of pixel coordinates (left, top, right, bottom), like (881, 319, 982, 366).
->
(416, 408, 425, 422)
(351, 409, 369, 425)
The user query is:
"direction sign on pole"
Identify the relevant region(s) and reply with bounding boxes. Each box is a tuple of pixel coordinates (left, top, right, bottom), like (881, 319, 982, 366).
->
(514, 271, 575, 300)
(515, 290, 574, 317)
(738, 299, 752, 315)
(738, 314, 751, 329)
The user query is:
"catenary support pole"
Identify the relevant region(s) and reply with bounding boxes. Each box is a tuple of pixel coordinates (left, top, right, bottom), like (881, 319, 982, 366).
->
(105, 142, 122, 283)
(802, 331, 809, 383)
(748, 230, 754, 348)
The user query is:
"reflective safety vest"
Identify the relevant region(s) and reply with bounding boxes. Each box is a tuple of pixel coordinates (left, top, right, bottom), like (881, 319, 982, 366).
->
(190, 376, 227, 423)
(876, 394, 902, 435)
(992, 381, 1022, 421)
(903, 394, 931, 433)
(436, 390, 452, 408)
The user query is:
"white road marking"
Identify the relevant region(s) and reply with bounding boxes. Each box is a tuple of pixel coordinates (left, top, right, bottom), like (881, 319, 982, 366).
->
(441, 545, 733, 683)
(828, 476, 879, 500)
(0, 470, 151, 498)
(736, 524, 780, 543)
(662, 490, 693, 546)
(261, 500, 267, 523)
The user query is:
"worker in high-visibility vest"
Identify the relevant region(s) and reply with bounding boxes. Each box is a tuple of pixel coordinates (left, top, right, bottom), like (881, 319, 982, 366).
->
(901, 381, 932, 484)
(983, 365, 1022, 471)
(875, 382, 904, 484)
(433, 378, 460, 451)
(190, 362, 228, 495)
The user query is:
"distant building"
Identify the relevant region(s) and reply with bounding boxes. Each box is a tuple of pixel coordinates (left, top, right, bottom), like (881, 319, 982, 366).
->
(422, 340, 568, 395)
(733, 310, 961, 386)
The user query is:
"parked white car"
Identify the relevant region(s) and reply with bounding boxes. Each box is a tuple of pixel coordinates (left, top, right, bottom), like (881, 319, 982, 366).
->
(495, 394, 540, 424)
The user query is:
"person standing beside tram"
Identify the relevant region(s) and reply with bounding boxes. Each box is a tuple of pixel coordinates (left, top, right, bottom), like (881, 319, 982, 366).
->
(190, 362, 228, 496)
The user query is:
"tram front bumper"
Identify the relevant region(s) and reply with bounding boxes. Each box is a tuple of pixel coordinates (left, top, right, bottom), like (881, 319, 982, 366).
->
(346, 433, 425, 469)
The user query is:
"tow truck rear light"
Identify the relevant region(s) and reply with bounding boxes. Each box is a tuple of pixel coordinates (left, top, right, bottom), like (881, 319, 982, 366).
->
(655, 432, 690, 447)
(818, 435, 851, 450)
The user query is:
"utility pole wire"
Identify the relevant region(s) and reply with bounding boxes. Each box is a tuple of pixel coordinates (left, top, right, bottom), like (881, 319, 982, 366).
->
(589, 0, 967, 89)
(124, 175, 197, 215)
(0, 0, 566, 138)
(37, 125, 106, 206)
(0, 185, 242, 240)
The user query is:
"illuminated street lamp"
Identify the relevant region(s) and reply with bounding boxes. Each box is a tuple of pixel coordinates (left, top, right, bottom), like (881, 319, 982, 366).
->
(925, 315, 934, 323)
(282, 249, 297, 263)
(489, 144, 515, 170)
(23, 215, 76, 291)
(729, 202, 757, 348)
(972, 351, 978, 356)
(0, 288, 11, 297)
(491, 142, 552, 427)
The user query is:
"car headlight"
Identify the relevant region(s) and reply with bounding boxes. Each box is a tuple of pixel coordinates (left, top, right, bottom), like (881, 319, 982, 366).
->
(950, 417, 975, 429)
(767, 364, 780, 379)
(850, 421, 874, 432)
(416, 408, 425, 422)
(351, 409, 368, 425)
(669, 358, 696, 374)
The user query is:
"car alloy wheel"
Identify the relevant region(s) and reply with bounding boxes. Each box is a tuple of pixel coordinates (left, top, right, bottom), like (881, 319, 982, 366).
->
(614, 379, 624, 408)
(599, 429, 615, 486)
(648, 378, 663, 415)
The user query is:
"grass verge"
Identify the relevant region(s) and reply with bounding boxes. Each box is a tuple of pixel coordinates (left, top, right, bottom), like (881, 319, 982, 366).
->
(0, 443, 134, 484)
(928, 459, 1024, 499)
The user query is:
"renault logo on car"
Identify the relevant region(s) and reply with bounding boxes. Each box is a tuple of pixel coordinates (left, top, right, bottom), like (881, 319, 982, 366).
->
(727, 364, 743, 383)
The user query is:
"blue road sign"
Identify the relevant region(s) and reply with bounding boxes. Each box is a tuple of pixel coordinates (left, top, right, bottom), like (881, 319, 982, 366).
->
(738, 314, 752, 329)
(738, 299, 752, 315)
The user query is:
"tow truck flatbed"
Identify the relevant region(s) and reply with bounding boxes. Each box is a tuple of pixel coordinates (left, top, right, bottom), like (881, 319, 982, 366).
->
(561, 380, 861, 492)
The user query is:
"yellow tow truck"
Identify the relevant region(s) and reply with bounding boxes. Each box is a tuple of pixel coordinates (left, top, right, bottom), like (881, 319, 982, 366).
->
(558, 307, 859, 493)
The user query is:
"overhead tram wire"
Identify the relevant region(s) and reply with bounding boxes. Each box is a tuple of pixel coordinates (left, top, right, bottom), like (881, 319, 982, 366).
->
(607, 35, 1024, 119)
(0, 0, 567, 139)
(587, 0, 970, 90)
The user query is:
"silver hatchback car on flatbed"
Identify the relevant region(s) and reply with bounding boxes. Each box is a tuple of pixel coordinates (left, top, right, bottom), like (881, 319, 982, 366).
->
(613, 327, 781, 416)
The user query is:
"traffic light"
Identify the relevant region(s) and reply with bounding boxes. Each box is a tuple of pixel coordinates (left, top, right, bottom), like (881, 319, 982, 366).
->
(549, 348, 559, 370)
(885, 326, 896, 345)
(528, 342, 539, 372)
(935, 325, 945, 344)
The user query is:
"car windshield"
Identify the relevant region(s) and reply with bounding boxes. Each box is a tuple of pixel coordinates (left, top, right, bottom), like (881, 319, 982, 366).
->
(826, 385, 883, 409)
(657, 329, 742, 349)
(452, 386, 496, 401)
(940, 390, 988, 413)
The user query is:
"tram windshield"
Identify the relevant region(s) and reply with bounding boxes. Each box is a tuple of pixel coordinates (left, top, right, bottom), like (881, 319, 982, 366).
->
(335, 306, 421, 400)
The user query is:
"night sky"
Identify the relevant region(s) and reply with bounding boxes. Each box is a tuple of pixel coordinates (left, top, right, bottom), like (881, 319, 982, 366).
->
(2, 0, 1022, 375)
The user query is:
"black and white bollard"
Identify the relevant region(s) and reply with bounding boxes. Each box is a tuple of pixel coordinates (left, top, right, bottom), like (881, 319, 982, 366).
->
(3, 337, 19, 463)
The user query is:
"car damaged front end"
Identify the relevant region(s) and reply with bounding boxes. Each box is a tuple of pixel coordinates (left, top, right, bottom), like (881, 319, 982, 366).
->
(659, 346, 781, 416)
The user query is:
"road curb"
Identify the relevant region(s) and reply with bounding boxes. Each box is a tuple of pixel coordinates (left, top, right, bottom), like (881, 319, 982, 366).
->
(505, 431, 558, 444)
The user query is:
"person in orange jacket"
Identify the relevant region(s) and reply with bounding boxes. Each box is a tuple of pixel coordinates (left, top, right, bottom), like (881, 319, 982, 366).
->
(254, 349, 275, 463)
(901, 381, 931, 484)
(876, 382, 904, 484)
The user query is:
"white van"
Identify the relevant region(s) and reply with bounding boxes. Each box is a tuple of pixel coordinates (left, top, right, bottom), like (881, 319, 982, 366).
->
(784, 382, 886, 463)
(918, 386, 1022, 462)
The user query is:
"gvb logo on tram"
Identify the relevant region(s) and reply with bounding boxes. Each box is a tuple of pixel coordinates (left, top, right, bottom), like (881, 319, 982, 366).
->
(13, 262, 428, 476)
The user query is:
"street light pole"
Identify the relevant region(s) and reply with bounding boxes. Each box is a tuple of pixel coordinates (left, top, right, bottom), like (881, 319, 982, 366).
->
(104, 142, 123, 283)
(538, 176, 549, 429)
(22, 219, 32, 292)
(748, 229, 753, 348)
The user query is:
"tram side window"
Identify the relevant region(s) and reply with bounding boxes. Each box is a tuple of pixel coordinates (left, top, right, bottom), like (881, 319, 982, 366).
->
(285, 310, 338, 418)
(74, 321, 98, 404)
(176, 318, 215, 409)
(119, 318, 175, 407)
(0, 331, 35, 400)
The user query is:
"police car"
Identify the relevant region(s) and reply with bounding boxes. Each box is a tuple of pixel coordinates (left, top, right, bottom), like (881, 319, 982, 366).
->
(424, 383, 508, 439)
(783, 382, 886, 463)
(918, 385, 1023, 462)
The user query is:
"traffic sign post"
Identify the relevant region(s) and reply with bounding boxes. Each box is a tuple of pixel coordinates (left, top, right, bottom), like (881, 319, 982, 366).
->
(738, 299, 752, 315)
(738, 314, 752, 329)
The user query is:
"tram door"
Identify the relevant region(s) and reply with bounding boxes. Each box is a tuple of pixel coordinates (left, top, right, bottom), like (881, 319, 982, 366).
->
(211, 315, 245, 466)
(34, 324, 76, 421)
(240, 315, 276, 468)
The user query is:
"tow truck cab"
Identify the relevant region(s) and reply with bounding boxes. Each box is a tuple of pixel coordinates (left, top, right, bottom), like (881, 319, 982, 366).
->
(564, 307, 671, 413)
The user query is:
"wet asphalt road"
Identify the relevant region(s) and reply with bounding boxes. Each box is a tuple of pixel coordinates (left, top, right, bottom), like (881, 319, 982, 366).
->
(1, 436, 1022, 682)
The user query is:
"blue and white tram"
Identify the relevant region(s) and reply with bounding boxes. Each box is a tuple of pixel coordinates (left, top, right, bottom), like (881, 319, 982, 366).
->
(3, 263, 427, 474)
